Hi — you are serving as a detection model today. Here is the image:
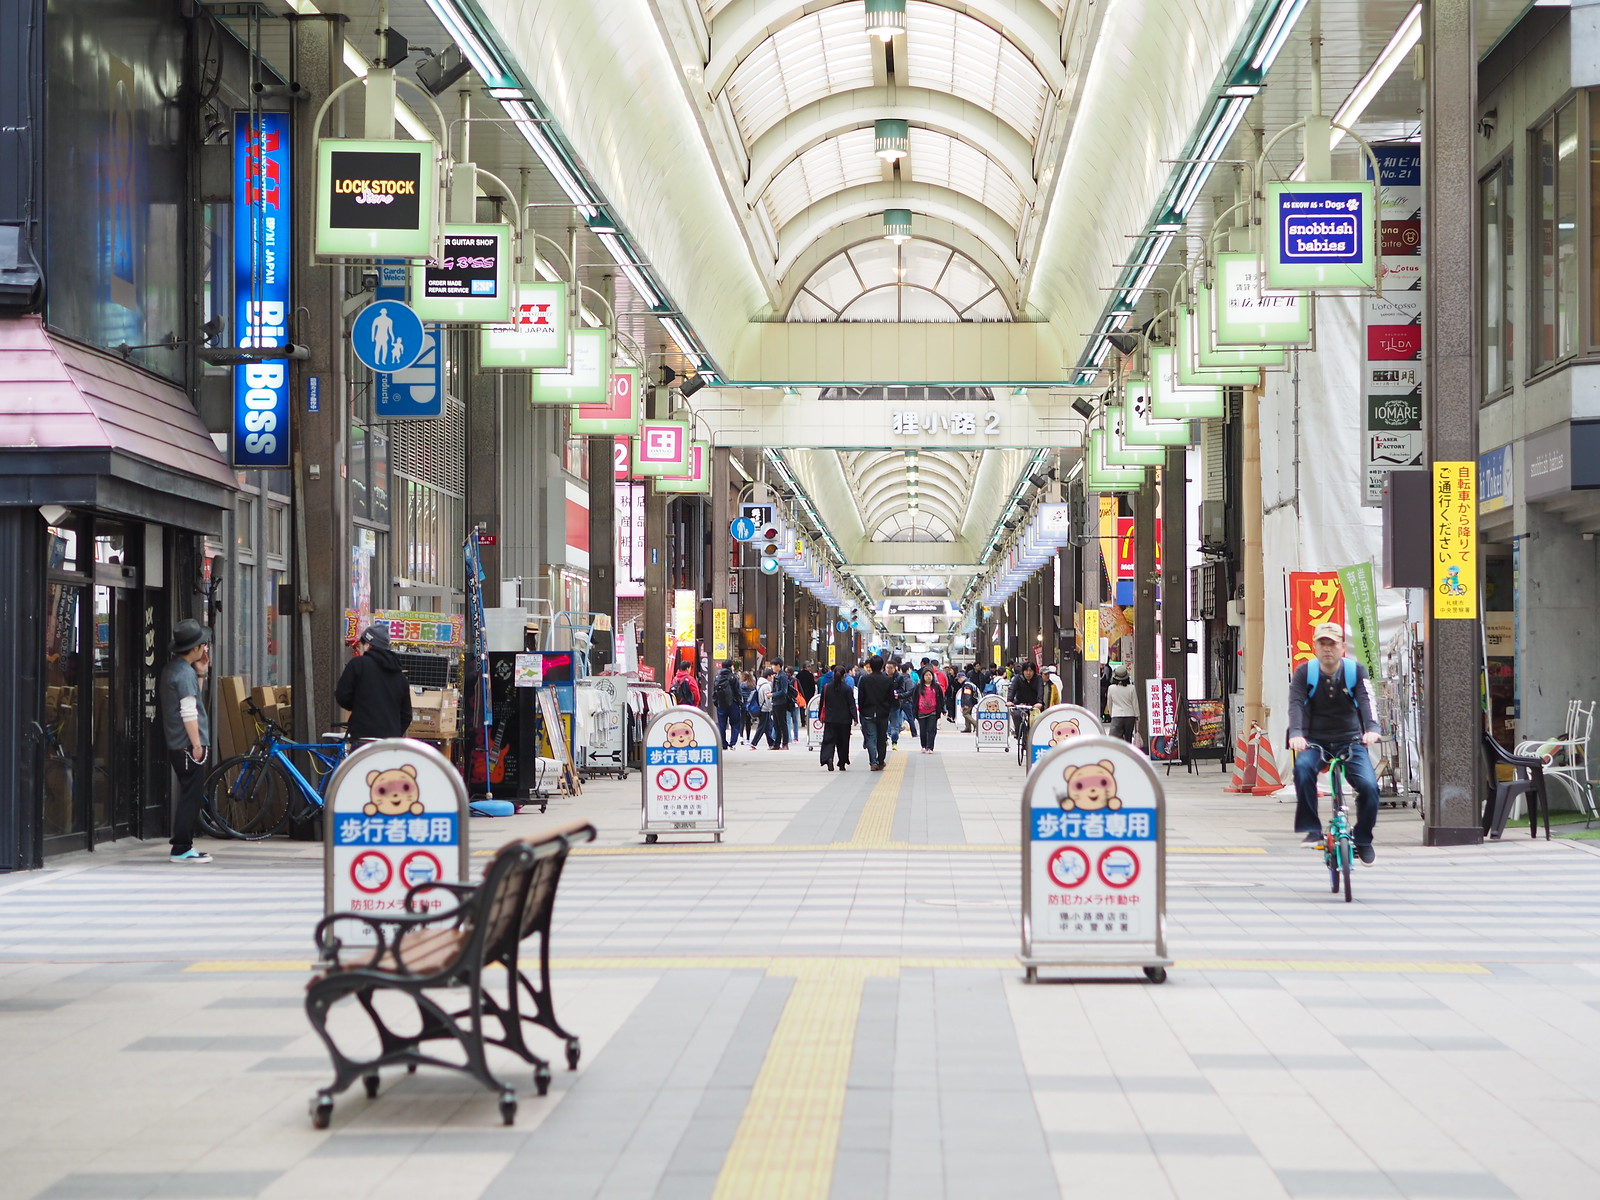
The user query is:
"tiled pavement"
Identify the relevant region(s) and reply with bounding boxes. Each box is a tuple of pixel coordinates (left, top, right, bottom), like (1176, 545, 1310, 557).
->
(3, 724, 1600, 1199)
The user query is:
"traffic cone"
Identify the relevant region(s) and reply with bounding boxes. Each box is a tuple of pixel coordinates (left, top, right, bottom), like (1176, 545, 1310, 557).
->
(1224, 728, 1259, 792)
(1252, 731, 1286, 795)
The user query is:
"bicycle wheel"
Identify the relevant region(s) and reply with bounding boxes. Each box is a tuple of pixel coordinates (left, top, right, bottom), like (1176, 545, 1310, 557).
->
(205, 755, 292, 840)
(1340, 839, 1354, 903)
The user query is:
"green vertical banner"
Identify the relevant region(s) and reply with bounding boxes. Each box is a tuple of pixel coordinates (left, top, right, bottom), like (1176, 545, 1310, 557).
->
(1337, 562, 1381, 677)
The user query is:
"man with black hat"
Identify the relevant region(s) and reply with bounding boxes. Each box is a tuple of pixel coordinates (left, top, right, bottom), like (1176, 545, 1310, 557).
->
(336, 624, 413, 741)
(158, 618, 214, 863)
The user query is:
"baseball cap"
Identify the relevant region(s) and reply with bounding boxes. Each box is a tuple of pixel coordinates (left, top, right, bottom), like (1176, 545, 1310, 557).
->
(1312, 622, 1345, 643)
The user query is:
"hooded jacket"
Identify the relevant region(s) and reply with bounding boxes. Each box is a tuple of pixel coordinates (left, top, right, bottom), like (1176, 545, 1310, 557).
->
(335, 644, 413, 740)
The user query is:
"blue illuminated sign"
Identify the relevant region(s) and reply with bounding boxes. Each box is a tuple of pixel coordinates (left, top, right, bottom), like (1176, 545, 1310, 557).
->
(233, 111, 293, 468)
(374, 324, 445, 419)
(1277, 190, 1364, 264)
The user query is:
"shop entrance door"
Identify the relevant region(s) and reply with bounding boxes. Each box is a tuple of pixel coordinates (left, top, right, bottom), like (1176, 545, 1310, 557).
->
(91, 529, 142, 843)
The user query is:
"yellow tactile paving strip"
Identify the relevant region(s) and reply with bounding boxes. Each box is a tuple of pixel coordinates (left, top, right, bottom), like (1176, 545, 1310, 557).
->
(711, 958, 897, 1200)
(184, 955, 1490, 975)
(845, 749, 908, 846)
(476, 843, 1268, 856)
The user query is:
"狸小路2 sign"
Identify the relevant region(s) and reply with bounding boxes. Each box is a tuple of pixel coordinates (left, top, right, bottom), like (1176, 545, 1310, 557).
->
(1266, 181, 1377, 290)
(234, 111, 292, 469)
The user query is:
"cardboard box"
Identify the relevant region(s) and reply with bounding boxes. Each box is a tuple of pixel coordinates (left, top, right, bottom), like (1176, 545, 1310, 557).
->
(406, 686, 460, 738)
(219, 676, 251, 759)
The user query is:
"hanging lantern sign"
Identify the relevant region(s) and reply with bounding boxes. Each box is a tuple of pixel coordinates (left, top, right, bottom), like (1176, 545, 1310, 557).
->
(481, 280, 567, 369)
(654, 442, 712, 495)
(315, 138, 437, 258)
(1211, 253, 1311, 347)
(529, 327, 609, 405)
(571, 369, 643, 435)
(1265, 180, 1378, 291)
(410, 224, 511, 323)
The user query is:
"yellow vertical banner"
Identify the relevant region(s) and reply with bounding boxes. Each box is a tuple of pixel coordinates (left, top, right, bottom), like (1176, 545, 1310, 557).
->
(827, 643, 837, 667)
(991, 643, 1002, 668)
(673, 589, 696, 641)
(712, 607, 729, 659)
(1084, 607, 1100, 661)
(1433, 461, 1477, 619)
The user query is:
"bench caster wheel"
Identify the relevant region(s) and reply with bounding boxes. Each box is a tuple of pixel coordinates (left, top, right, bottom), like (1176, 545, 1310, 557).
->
(1024, 967, 1037, 984)
(565, 1038, 581, 1070)
(407, 1063, 417, 1074)
(311, 1094, 334, 1129)
(499, 1091, 518, 1126)
(714, 832, 722, 843)
(644, 833, 658, 844)
(363, 1074, 379, 1099)
(1144, 967, 1168, 984)
(534, 1065, 552, 1096)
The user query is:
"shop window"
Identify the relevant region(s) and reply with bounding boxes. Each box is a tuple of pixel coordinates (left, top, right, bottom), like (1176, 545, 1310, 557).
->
(1534, 99, 1579, 370)
(1480, 163, 1514, 398)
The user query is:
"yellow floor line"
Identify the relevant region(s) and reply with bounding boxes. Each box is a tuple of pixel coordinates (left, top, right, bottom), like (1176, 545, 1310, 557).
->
(183, 954, 1490, 976)
(845, 749, 908, 847)
(711, 958, 896, 1200)
(522, 842, 1269, 857)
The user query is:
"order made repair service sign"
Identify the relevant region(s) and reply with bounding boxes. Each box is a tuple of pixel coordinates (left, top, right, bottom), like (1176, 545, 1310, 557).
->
(1266, 180, 1377, 291)
(324, 739, 469, 946)
(1020, 736, 1169, 972)
(640, 706, 724, 840)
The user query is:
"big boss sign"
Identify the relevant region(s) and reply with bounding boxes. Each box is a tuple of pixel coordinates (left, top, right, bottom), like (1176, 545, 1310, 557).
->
(234, 112, 292, 469)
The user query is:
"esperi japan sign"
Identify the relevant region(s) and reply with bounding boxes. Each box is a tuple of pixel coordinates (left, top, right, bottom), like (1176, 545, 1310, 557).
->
(316, 139, 437, 258)
(234, 111, 292, 468)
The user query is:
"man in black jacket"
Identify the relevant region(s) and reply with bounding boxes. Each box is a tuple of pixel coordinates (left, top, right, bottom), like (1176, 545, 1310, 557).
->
(335, 625, 413, 741)
(854, 655, 896, 771)
(1289, 622, 1382, 860)
(712, 660, 742, 749)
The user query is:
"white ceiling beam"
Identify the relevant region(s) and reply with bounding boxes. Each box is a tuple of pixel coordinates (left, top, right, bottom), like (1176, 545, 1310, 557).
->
(746, 87, 1038, 195)
(774, 181, 1021, 280)
(706, 0, 1067, 99)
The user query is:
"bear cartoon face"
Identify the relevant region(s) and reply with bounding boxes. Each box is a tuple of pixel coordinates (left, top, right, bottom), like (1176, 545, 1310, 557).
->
(1048, 719, 1082, 747)
(364, 764, 423, 816)
(1057, 760, 1122, 812)
(664, 720, 698, 748)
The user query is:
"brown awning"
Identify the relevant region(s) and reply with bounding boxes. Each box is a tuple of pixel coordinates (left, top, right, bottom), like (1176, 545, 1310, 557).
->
(0, 316, 238, 531)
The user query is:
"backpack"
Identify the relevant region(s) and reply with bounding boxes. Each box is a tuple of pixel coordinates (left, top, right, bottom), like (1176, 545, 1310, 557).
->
(745, 687, 761, 716)
(672, 678, 695, 705)
(1306, 656, 1359, 706)
(713, 673, 738, 709)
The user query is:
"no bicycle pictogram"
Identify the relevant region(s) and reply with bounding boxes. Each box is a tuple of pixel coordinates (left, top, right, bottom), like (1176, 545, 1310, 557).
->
(655, 767, 680, 791)
(1047, 846, 1091, 889)
(350, 850, 392, 894)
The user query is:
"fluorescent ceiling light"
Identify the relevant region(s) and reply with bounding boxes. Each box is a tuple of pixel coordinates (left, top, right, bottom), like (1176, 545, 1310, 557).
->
(660, 316, 703, 367)
(500, 99, 594, 212)
(1289, 3, 1421, 180)
(421, 0, 503, 85)
(597, 232, 662, 308)
(1250, 0, 1311, 72)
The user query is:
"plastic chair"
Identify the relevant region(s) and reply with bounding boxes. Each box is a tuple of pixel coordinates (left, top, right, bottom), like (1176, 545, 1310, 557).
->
(1482, 732, 1548, 841)
(1514, 701, 1596, 819)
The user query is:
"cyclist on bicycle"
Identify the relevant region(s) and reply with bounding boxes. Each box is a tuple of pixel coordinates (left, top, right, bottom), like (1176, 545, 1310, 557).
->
(1288, 622, 1382, 862)
(1007, 661, 1045, 741)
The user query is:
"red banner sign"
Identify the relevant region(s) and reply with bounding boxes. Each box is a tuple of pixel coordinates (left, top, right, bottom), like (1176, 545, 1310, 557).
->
(1285, 571, 1347, 667)
(1113, 518, 1163, 581)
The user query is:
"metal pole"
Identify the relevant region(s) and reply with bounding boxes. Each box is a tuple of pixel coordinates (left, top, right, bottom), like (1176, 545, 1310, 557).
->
(1161, 447, 1189, 758)
(1133, 468, 1157, 711)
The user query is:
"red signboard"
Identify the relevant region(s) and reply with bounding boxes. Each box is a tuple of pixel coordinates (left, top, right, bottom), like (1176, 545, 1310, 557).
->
(1366, 324, 1421, 361)
(1286, 571, 1347, 667)
(1113, 518, 1163, 581)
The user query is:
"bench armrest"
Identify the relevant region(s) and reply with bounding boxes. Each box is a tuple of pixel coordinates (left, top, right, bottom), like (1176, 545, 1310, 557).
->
(403, 879, 477, 913)
(312, 902, 471, 969)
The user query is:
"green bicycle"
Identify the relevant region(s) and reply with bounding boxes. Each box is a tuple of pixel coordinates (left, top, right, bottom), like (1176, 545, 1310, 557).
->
(1316, 746, 1356, 903)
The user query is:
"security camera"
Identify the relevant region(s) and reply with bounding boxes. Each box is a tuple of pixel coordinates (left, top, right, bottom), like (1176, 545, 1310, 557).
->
(359, 267, 379, 291)
(1478, 109, 1497, 138)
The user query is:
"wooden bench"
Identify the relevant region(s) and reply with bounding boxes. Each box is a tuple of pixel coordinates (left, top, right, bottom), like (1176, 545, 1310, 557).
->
(303, 818, 597, 1128)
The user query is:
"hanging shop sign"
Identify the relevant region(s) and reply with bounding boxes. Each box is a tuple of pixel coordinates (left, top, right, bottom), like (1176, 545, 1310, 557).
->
(1211, 253, 1311, 347)
(530, 327, 608, 405)
(1285, 571, 1346, 668)
(640, 707, 724, 842)
(1265, 180, 1378, 290)
(1195, 284, 1288, 368)
(373, 323, 444, 419)
(571, 369, 642, 436)
(632, 419, 693, 476)
(1104, 424, 1166, 467)
(1113, 518, 1161, 581)
(614, 435, 634, 480)
(1020, 736, 1170, 983)
(324, 740, 468, 946)
(1027, 704, 1104, 767)
(713, 607, 729, 659)
(616, 481, 646, 597)
(1083, 607, 1099, 662)
(233, 111, 293, 469)
(1176, 305, 1260, 386)
(480, 281, 568, 369)
(351, 300, 424, 373)
(1120, 381, 1191, 447)
(1433, 461, 1477, 620)
(1144, 680, 1176, 739)
(1148, 347, 1223, 420)
(344, 609, 465, 648)
(654, 441, 712, 495)
(315, 138, 436, 258)
(410, 224, 510, 323)
(1086, 428, 1145, 491)
(1361, 144, 1425, 506)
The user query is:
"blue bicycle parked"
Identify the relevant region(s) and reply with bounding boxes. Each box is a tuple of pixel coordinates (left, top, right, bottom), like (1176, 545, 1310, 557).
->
(203, 700, 350, 840)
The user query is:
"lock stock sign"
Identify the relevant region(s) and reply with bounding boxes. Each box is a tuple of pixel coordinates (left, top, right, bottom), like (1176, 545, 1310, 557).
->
(233, 112, 292, 468)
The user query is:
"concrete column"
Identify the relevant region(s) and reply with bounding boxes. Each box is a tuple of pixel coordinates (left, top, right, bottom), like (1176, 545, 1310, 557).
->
(1084, 491, 1103, 716)
(287, 13, 346, 742)
(1133, 469, 1158, 704)
(588, 434, 615, 669)
(643, 386, 669, 683)
(1057, 539, 1077, 702)
(465, 330, 503, 597)
(1242, 385, 1265, 732)
(1161, 447, 1189, 754)
(1422, 0, 1481, 844)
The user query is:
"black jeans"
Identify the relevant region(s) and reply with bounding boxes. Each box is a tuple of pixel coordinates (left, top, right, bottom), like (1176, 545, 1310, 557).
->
(820, 721, 853, 767)
(860, 715, 887, 766)
(168, 749, 206, 855)
(919, 713, 939, 750)
(771, 705, 792, 747)
(1110, 716, 1136, 743)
